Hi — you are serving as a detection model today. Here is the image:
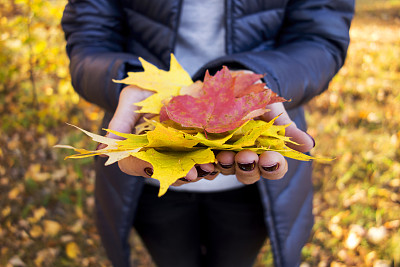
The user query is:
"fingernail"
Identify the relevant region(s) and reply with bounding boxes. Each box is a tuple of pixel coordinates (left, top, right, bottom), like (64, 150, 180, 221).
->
(195, 166, 210, 177)
(262, 163, 280, 172)
(306, 132, 315, 148)
(137, 129, 150, 135)
(210, 171, 219, 176)
(96, 143, 103, 150)
(144, 167, 153, 177)
(219, 162, 234, 169)
(237, 161, 256, 172)
(179, 178, 191, 182)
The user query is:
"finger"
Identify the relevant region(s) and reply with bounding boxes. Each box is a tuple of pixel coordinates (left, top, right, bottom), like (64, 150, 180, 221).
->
(195, 163, 214, 176)
(235, 150, 260, 184)
(173, 163, 219, 185)
(97, 86, 152, 153)
(203, 172, 219, 181)
(284, 124, 315, 153)
(215, 151, 236, 175)
(261, 102, 315, 153)
(171, 179, 187, 186)
(195, 163, 219, 180)
(108, 92, 142, 136)
(203, 164, 219, 180)
(171, 166, 199, 186)
(183, 166, 198, 181)
(96, 142, 109, 155)
(108, 86, 153, 136)
(96, 131, 123, 154)
(258, 151, 288, 180)
(173, 162, 218, 186)
(171, 177, 202, 186)
(118, 156, 153, 177)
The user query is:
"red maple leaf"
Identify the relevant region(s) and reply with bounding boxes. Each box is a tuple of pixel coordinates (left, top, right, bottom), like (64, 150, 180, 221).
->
(161, 66, 286, 133)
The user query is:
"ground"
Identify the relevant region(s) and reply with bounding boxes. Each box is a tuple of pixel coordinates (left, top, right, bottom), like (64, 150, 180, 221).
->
(0, 0, 399, 266)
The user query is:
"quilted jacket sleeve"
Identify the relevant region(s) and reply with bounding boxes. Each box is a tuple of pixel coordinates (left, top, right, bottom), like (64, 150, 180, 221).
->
(194, 0, 355, 110)
(61, 0, 142, 112)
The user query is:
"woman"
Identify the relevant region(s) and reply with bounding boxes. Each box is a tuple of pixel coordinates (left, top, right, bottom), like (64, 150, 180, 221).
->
(61, 1, 354, 266)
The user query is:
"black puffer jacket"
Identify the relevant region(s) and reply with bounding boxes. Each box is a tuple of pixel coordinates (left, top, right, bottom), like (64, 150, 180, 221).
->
(62, 1, 354, 266)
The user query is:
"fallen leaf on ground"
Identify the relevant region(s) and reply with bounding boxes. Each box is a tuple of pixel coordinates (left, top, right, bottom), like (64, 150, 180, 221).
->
(66, 242, 80, 259)
(43, 220, 61, 237)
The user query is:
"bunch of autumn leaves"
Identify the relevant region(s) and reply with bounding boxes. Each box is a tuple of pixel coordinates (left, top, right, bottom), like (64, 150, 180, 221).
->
(57, 55, 316, 196)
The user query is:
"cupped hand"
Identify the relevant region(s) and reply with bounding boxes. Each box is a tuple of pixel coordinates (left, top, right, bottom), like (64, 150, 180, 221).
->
(100, 85, 314, 186)
(98, 85, 216, 185)
(169, 101, 315, 186)
(215, 102, 315, 184)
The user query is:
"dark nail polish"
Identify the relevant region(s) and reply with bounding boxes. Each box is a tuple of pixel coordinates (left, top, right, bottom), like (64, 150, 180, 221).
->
(306, 132, 315, 148)
(262, 163, 280, 172)
(179, 178, 191, 182)
(219, 163, 234, 169)
(210, 171, 219, 176)
(195, 166, 210, 177)
(238, 161, 256, 172)
(137, 129, 150, 135)
(144, 167, 153, 177)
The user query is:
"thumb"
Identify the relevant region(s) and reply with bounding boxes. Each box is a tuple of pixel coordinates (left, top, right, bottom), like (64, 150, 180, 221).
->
(261, 102, 315, 153)
(108, 97, 142, 137)
(97, 86, 150, 150)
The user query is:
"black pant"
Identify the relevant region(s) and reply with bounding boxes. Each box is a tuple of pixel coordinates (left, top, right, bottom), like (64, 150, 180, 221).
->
(133, 184, 268, 267)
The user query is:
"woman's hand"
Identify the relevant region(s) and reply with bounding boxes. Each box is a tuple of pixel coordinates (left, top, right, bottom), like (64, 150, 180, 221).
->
(215, 101, 315, 184)
(100, 84, 314, 186)
(133, 101, 314, 186)
(98, 85, 214, 184)
(98, 85, 154, 177)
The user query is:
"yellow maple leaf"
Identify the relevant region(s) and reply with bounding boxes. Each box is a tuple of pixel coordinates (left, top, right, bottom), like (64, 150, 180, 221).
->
(276, 148, 318, 161)
(187, 131, 236, 148)
(256, 136, 285, 150)
(131, 148, 215, 196)
(55, 124, 148, 165)
(57, 116, 331, 197)
(146, 121, 199, 150)
(231, 119, 279, 148)
(113, 54, 193, 114)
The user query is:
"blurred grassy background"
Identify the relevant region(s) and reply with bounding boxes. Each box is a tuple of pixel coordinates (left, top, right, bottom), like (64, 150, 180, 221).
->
(0, 0, 399, 266)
